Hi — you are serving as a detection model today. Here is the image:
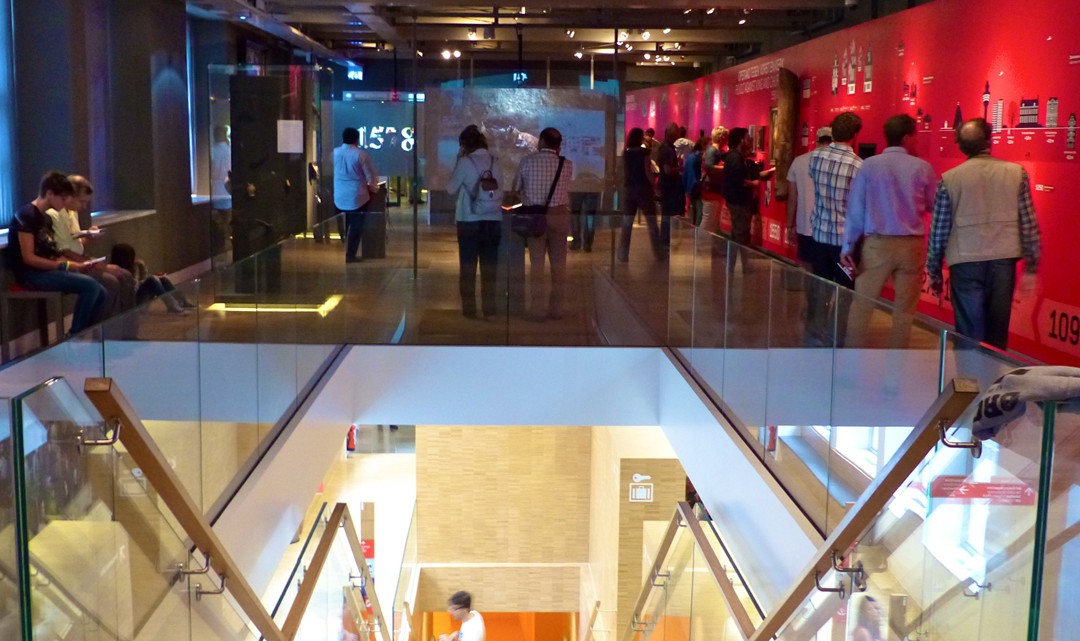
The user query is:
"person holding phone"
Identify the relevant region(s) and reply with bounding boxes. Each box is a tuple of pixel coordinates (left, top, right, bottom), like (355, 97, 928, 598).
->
(7, 172, 107, 335)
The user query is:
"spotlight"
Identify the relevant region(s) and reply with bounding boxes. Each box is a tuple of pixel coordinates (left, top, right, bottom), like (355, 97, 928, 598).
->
(416, 50, 424, 57)
(453, 49, 461, 58)
(706, 7, 716, 14)
(574, 51, 583, 59)
(642, 30, 651, 40)
(566, 29, 576, 38)
(468, 27, 477, 40)
(441, 49, 451, 59)
(663, 28, 671, 34)
(738, 18, 746, 25)
(520, 6, 526, 14)
(683, 8, 692, 14)
(644, 53, 651, 60)
(618, 30, 629, 42)
(625, 44, 633, 51)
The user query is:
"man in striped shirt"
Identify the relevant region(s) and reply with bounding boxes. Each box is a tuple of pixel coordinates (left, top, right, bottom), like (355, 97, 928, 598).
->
(513, 127, 573, 320)
(806, 112, 862, 344)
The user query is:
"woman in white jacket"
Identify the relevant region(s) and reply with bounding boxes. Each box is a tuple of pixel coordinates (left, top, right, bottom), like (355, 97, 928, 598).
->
(446, 125, 504, 318)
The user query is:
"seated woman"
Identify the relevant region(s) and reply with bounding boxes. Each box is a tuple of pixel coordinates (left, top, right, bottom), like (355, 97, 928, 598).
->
(8, 172, 107, 335)
(109, 243, 195, 314)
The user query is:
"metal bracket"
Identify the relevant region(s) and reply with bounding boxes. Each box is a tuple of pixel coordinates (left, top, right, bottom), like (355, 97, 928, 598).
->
(77, 419, 120, 451)
(814, 572, 847, 600)
(195, 574, 227, 601)
(830, 551, 869, 593)
(963, 580, 991, 598)
(174, 554, 212, 585)
(938, 420, 982, 458)
(350, 571, 366, 589)
(651, 571, 670, 587)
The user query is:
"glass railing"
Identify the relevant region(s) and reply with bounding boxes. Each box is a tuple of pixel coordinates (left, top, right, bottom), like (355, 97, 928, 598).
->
(392, 504, 417, 641)
(270, 502, 329, 627)
(8, 377, 193, 640)
(1036, 402, 1079, 641)
(768, 397, 1053, 641)
(668, 217, 1036, 537)
(625, 504, 763, 641)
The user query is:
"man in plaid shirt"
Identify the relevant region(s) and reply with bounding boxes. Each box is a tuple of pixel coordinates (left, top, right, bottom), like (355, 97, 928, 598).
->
(927, 118, 1040, 349)
(806, 112, 862, 344)
(513, 127, 573, 320)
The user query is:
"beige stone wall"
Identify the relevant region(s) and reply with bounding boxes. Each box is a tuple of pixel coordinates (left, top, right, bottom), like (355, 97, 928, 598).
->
(416, 425, 591, 564)
(415, 565, 581, 612)
(615, 458, 685, 639)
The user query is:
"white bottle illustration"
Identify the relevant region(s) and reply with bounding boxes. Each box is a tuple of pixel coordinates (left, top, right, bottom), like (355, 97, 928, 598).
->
(863, 47, 873, 93)
(832, 55, 839, 95)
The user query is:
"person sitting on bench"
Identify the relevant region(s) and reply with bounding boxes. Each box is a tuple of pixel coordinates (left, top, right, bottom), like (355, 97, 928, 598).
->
(7, 171, 107, 335)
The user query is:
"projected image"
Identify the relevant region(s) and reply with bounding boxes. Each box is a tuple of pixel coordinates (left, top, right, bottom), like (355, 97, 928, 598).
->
(424, 88, 613, 192)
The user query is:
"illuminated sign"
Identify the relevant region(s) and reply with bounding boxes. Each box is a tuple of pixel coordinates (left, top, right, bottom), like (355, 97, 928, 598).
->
(347, 67, 364, 81)
(513, 71, 528, 84)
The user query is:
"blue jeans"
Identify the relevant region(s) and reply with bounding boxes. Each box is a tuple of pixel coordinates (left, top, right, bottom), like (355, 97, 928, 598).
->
(18, 269, 108, 334)
(948, 258, 1018, 350)
(343, 205, 369, 260)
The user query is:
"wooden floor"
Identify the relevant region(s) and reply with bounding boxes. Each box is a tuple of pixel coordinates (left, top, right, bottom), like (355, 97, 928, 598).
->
(116, 211, 939, 351)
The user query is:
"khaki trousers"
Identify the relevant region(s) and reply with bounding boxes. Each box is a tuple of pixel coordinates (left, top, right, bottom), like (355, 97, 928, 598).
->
(846, 234, 925, 348)
(527, 205, 571, 318)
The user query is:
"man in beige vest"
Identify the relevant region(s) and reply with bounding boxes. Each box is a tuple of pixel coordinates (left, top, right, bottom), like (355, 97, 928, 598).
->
(926, 118, 1040, 349)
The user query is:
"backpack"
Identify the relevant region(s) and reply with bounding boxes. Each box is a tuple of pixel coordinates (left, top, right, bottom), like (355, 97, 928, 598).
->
(468, 155, 502, 215)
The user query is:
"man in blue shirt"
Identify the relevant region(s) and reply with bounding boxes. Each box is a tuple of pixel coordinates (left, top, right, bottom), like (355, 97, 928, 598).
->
(333, 127, 381, 264)
(841, 114, 938, 347)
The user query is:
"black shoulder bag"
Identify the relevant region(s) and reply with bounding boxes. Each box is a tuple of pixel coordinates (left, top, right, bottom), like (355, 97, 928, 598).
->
(511, 157, 565, 238)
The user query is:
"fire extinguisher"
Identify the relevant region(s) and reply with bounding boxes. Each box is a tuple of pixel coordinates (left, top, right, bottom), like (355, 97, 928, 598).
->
(346, 424, 357, 452)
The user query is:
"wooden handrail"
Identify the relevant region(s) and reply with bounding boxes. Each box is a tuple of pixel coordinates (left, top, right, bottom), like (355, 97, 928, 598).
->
(283, 502, 392, 641)
(620, 510, 682, 641)
(582, 600, 601, 641)
(84, 378, 286, 641)
(343, 504, 393, 641)
(282, 503, 347, 639)
(747, 378, 979, 641)
(403, 601, 417, 641)
(676, 502, 755, 641)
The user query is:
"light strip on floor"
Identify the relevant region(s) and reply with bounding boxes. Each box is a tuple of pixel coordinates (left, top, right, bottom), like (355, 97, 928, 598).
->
(206, 295, 343, 317)
(293, 232, 343, 240)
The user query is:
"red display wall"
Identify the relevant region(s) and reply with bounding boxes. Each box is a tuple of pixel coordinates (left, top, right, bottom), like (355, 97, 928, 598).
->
(626, 0, 1080, 366)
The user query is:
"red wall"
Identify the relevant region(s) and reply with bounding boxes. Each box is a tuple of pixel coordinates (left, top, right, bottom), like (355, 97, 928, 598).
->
(626, 0, 1080, 366)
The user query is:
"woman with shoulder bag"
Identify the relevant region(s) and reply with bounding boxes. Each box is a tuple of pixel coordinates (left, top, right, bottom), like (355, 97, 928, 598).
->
(447, 125, 504, 318)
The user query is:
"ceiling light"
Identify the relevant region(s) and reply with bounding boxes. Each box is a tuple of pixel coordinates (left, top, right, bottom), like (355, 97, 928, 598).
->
(642, 30, 651, 40)
(453, 49, 461, 58)
(416, 50, 424, 57)
(520, 6, 526, 14)
(574, 51, 583, 59)
(625, 44, 633, 51)
(441, 49, 452, 59)
(663, 28, 672, 34)
(644, 53, 651, 60)
(738, 18, 747, 25)
(683, 8, 692, 14)
(706, 7, 716, 14)
(468, 27, 477, 40)
(566, 29, 576, 38)
(618, 30, 629, 42)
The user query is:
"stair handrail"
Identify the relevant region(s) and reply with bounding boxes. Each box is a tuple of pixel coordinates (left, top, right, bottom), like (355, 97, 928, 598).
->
(84, 377, 287, 641)
(746, 377, 979, 641)
(282, 502, 392, 641)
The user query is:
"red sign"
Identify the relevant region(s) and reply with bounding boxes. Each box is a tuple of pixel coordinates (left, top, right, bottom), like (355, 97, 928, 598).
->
(626, 0, 1080, 366)
(361, 539, 375, 558)
(929, 475, 1036, 506)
